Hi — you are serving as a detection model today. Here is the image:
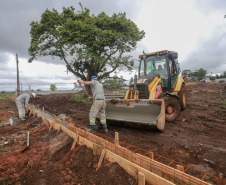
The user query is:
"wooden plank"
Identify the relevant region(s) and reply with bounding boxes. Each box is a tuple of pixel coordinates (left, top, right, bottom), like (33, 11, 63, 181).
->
(93, 143, 101, 156)
(177, 165, 184, 172)
(96, 149, 106, 171)
(105, 149, 174, 185)
(138, 172, 145, 185)
(30, 106, 211, 185)
(104, 144, 210, 185)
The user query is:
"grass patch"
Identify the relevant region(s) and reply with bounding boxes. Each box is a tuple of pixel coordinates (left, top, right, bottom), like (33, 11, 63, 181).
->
(0, 147, 9, 152)
(69, 94, 90, 103)
(0, 92, 12, 100)
(222, 99, 226, 109)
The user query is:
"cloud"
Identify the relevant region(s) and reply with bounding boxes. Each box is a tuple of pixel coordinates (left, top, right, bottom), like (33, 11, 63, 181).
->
(0, 0, 225, 91)
(192, 0, 226, 15)
(181, 32, 226, 74)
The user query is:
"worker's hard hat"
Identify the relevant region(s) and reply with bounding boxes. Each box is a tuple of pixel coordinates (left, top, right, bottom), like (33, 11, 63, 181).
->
(31, 93, 36, 98)
(91, 76, 98, 80)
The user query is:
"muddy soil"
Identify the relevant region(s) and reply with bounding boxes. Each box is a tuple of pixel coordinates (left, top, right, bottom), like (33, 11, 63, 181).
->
(0, 82, 226, 184)
(32, 83, 226, 179)
(0, 100, 136, 184)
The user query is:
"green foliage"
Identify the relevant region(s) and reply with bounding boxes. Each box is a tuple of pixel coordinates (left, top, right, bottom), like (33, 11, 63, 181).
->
(197, 68, 207, 81)
(210, 76, 216, 81)
(103, 75, 127, 89)
(182, 69, 225, 82)
(0, 91, 11, 100)
(216, 71, 226, 79)
(181, 70, 191, 76)
(223, 99, 226, 109)
(129, 77, 134, 84)
(28, 4, 145, 82)
(0, 147, 8, 152)
(50, 84, 57, 91)
(68, 94, 90, 103)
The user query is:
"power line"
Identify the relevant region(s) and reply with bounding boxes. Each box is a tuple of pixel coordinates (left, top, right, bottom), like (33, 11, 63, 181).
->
(20, 71, 29, 85)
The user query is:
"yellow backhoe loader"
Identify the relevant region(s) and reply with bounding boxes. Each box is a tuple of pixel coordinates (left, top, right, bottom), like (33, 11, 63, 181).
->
(104, 50, 186, 131)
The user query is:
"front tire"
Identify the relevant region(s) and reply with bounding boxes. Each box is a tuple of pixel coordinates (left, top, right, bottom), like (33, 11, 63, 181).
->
(162, 96, 181, 122)
(178, 85, 186, 110)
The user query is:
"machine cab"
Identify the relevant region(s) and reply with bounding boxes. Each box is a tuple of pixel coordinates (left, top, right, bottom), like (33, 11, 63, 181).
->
(138, 50, 180, 92)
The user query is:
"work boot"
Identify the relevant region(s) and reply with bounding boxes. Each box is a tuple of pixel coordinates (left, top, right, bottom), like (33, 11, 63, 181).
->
(102, 124, 108, 133)
(90, 125, 97, 131)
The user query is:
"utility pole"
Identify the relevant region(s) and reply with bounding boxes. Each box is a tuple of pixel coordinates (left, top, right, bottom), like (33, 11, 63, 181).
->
(16, 53, 20, 96)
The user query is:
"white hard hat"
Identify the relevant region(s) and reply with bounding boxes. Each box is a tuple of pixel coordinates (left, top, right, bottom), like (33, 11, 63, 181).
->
(31, 93, 36, 98)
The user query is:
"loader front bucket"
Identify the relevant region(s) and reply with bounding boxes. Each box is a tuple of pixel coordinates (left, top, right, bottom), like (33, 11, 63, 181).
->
(104, 99, 165, 131)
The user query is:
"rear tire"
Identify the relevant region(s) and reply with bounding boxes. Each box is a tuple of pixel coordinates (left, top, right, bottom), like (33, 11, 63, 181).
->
(162, 96, 181, 122)
(178, 85, 186, 110)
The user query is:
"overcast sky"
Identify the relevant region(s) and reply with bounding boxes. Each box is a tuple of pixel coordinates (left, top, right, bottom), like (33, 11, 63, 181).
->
(0, 0, 225, 91)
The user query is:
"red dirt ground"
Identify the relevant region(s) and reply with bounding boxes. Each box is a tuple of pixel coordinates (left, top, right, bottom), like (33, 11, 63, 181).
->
(0, 82, 226, 184)
(0, 102, 136, 184)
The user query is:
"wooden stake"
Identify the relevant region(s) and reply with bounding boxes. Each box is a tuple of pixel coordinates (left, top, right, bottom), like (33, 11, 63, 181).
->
(149, 152, 154, 160)
(28, 110, 32, 117)
(115, 132, 119, 146)
(176, 165, 184, 172)
(96, 149, 106, 171)
(138, 172, 145, 185)
(49, 120, 54, 131)
(49, 123, 53, 131)
(27, 131, 30, 147)
(71, 132, 79, 150)
(57, 124, 61, 133)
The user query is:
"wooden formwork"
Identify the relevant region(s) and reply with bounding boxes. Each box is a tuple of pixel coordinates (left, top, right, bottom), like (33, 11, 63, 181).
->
(27, 106, 225, 185)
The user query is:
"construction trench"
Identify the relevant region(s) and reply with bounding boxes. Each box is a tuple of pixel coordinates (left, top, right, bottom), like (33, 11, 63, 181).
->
(26, 104, 225, 185)
(1, 82, 225, 184)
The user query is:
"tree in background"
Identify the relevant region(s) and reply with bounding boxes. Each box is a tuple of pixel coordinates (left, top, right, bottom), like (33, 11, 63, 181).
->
(209, 75, 215, 81)
(28, 4, 145, 84)
(129, 77, 134, 84)
(50, 84, 57, 91)
(182, 69, 225, 82)
(216, 71, 226, 79)
(196, 68, 207, 81)
(103, 75, 127, 90)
